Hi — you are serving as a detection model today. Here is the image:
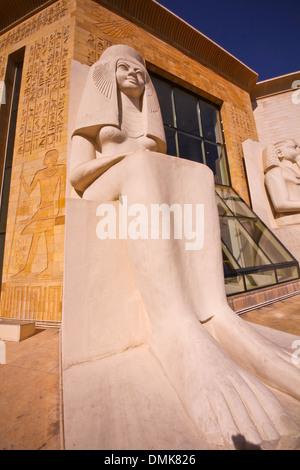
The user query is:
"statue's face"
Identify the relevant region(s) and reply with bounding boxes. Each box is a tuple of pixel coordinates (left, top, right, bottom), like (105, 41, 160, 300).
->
(116, 59, 146, 99)
(279, 140, 300, 162)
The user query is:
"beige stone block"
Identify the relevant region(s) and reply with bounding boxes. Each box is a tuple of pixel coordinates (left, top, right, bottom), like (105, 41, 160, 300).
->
(0, 321, 36, 342)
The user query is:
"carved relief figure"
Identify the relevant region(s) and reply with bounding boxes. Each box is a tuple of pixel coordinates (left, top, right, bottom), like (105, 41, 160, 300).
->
(263, 139, 300, 218)
(69, 46, 300, 449)
(14, 149, 65, 278)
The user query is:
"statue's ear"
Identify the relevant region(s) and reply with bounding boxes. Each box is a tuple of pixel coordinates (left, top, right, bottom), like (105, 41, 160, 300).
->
(275, 147, 283, 159)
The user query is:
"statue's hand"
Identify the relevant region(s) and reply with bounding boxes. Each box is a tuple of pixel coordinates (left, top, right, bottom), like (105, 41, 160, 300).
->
(284, 174, 300, 184)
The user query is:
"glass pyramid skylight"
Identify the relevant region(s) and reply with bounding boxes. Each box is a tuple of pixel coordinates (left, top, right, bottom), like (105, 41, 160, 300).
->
(216, 185, 300, 296)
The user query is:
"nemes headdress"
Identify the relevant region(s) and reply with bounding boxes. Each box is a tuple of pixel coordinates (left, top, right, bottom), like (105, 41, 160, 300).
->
(73, 45, 166, 153)
(263, 139, 299, 173)
(262, 144, 279, 173)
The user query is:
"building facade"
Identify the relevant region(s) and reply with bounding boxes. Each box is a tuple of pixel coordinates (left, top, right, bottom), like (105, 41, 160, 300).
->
(0, 0, 299, 325)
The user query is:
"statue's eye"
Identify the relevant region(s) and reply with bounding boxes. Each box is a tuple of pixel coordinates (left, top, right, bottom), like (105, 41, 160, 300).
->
(118, 64, 128, 71)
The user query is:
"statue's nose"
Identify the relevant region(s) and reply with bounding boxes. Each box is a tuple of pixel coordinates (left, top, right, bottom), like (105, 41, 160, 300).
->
(128, 67, 138, 76)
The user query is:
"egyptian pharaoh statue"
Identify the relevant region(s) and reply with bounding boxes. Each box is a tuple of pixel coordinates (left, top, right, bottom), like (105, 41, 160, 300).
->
(263, 139, 300, 224)
(68, 45, 300, 449)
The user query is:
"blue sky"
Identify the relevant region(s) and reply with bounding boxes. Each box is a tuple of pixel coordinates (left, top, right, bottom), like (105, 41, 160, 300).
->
(156, 0, 300, 82)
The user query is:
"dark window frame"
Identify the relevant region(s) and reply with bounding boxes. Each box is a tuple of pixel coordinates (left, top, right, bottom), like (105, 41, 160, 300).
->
(0, 48, 25, 289)
(150, 71, 231, 186)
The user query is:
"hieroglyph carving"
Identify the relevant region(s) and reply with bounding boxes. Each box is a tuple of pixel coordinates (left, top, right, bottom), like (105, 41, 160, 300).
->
(0, 0, 68, 52)
(17, 26, 70, 156)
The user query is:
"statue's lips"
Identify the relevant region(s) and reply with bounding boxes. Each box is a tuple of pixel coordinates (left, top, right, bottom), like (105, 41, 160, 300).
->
(124, 77, 139, 85)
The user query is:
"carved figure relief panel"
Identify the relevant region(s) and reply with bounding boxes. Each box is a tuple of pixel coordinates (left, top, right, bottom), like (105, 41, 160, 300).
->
(0, 0, 73, 324)
(263, 139, 300, 224)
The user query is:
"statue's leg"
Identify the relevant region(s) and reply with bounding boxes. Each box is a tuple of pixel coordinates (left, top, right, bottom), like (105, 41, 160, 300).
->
(119, 151, 300, 403)
(84, 151, 300, 448)
(119, 152, 300, 448)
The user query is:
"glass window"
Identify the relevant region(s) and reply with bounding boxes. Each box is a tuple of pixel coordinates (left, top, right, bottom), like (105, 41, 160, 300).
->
(151, 77, 174, 127)
(245, 270, 277, 291)
(276, 266, 299, 283)
(173, 89, 199, 136)
(219, 217, 271, 268)
(177, 132, 204, 164)
(225, 275, 245, 295)
(164, 127, 178, 157)
(242, 219, 294, 264)
(199, 101, 222, 143)
(203, 142, 227, 184)
(215, 186, 256, 218)
(216, 194, 232, 217)
(222, 242, 240, 273)
(216, 185, 300, 296)
(150, 73, 230, 185)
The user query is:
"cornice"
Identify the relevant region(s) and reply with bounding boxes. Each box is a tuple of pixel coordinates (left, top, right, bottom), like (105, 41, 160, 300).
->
(95, 0, 258, 91)
(0, 0, 58, 35)
(0, 0, 258, 91)
(252, 71, 300, 100)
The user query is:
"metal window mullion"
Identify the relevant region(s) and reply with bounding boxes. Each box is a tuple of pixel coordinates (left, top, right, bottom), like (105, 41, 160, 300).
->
(170, 88, 180, 157)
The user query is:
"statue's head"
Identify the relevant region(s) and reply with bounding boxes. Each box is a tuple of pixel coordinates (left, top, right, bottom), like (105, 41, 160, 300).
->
(92, 45, 148, 101)
(274, 139, 300, 163)
(263, 139, 300, 173)
(74, 45, 166, 153)
(115, 58, 146, 99)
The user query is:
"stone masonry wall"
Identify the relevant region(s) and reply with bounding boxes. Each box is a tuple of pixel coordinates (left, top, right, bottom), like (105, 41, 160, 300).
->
(253, 89, 300, 146)
(0, 0, 75, 325)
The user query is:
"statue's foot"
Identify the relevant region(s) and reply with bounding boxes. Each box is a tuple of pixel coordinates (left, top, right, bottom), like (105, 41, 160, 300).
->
(151, 318, 300, 450)
(204, 306, 300, 401)
(186, 349, 299, 449)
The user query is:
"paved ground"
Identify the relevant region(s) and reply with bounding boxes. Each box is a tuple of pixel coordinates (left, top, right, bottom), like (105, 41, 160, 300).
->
(242, 294, 300, 336)
(0, 328, 62, 450)
(0, 294, 299, 450)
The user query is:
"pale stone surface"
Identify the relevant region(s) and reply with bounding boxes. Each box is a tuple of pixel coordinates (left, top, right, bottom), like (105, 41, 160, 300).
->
(243, 139, 300, 263)
(63, 46, 300, 450)
(0, 321, 36, 342)
(63, 346, 220, 450)
(253, 87, 300, 148)
(0, 340, 5, 364)
(63, 324, 300, 450)
(63, 199, 149, 368)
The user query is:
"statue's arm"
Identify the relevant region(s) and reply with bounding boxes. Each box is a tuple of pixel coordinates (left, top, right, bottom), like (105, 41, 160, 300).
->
(265, 167, 300, 213)
(69, 135, 106, 193)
